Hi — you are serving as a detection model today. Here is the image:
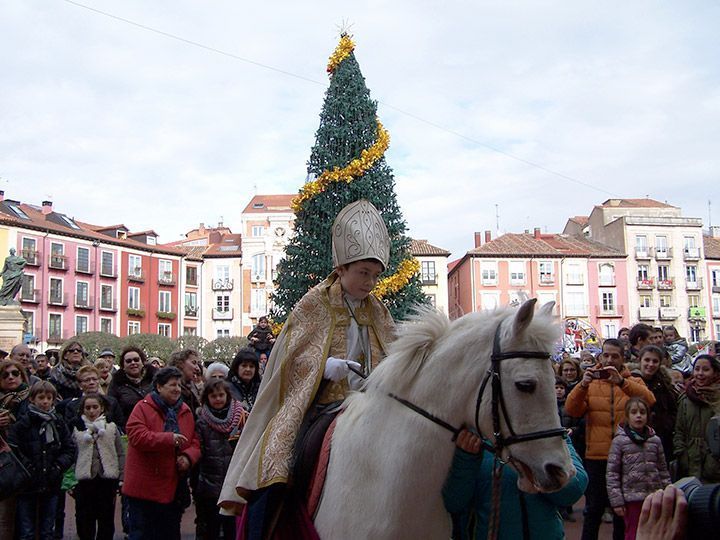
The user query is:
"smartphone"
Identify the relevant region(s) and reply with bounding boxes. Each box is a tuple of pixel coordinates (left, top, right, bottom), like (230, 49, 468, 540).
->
(592, 369, 611, 379)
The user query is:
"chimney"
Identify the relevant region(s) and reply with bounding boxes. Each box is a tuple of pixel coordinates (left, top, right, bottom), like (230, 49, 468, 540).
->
(474, 232, 482, 248)
(534, 227, 541, 239)
(209, 231, 222, 244)
(484, 230, 492, 243)
(41, 200, 53, 215)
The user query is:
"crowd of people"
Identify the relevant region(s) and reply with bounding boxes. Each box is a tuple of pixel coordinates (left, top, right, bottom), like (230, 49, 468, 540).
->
(0, 330, 270, 540)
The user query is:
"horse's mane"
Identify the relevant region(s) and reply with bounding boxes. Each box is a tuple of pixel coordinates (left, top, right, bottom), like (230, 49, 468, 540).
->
(366, 304, 559, 396)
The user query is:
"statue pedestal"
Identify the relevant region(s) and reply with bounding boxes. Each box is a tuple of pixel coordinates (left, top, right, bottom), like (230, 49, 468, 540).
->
(0, 305, 26, 353)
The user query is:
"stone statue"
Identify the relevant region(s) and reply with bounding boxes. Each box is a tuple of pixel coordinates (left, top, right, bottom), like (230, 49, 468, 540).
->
(0, 248, 27, 306)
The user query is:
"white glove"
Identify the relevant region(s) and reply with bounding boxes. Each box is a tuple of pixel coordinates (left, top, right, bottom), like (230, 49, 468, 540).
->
(324, 357, 362, 382)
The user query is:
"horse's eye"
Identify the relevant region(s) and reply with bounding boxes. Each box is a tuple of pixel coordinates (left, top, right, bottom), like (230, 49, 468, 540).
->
(515, 380, 536, 393)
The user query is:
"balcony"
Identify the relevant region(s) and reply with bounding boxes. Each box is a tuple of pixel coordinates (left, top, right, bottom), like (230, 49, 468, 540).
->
(127, 307, 146, 318)
(47, 330, 70, 345)
(565, 305, 588, 317)
(686, 278, 703, 291)
(251, 273, 266, 284)
(654, 247, 672, 260)
(638, 307, 657, 320)
(683, 247, 701, 260)
(212, 278, 234, 291)
(539, 275, 555, 286)
(48, 254, 68, 271)
(20, 288, 40, 303)
(595, 305, 624, 318)
(713, 284, 720, 294)
(688, 306, 706, 320)
(47, 292, 68, 307)
(421, 275, 438, 286)
(636, 278, 655, 290)
(657, 278, 674, 290)
(74, 295, 94, 310)
(100, 265, 117, 278)
(185, 306, 199, 317)
(660, 306, 680, 320)
(212, 308, 234, 321)
(21, 249, 40, 266)
(481, 279, 497, 286)
(128, 268, 145, 282)
(75, 261, 94, 275)
(158, 272, 176, 286)
(565, 274, 584, 286)
(635, 248, 652, 260)
(99, 299, 118, 312)
(598, 275, 616, 287)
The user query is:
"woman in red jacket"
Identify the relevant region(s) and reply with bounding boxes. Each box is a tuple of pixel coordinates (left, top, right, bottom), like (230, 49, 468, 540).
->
(122, 366, 201, 540)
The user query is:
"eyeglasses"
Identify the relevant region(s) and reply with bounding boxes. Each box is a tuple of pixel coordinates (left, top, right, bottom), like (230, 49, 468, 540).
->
(124, 356, 142, 364)
(66, 348, 83, 354)
(2, 370, 21, 379)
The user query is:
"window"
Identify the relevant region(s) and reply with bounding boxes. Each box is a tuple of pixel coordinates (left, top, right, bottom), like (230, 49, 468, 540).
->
(216, 294, 230, 312)
(128, 287, 140, 310)
(158, 323, 171, 337)
(186, 266, 198, 286)
(566, 292, 585, 315)
(75, 315, 88, 335)
(49, 278, 63, 303)
(655, 236, 668, 254)
(566, 263, 583, 285)
(217, 329, 230, 338)
(660, 295, 672, 308)
(712, 269, 720, 288)
(49, 314, 62, 338)
(686, 265, 697, 283)
(427, 294, 436, 307)
(598, 263, 615, 286)
(509, 262, 525, 285)
(601, 291, 615, 312)
(684, 236, 696, 250)
(251, 289, 267, 314)
(22, 311, 34, 335)
(129, 254, 142, 277)
(185, 292, 197, 309)
(690, 327, 702, 343)
(128, 321, 141, 335)
(100, 284, 114, 309)
(480, 262, 497, 285)
(688, 295, 700, 308)
(637, 265, 649, 280)
(712, 295, 720, 316)
(50, 242, 65, 268)
(100, 318, 112, 333)
(421, 261, 436, 284)
(77, 247, 90, 273)
(252, 225, 265, 237)
(481, 292, 499, 310)
(252, 255, 265, 279)
(159, 260, 173, 283)
(539, 262, 553, 283)
(183, 327, 197, 336)
(21, 237, 37, 264)
(658, 265, 669, 281)
(101, 251, 114, 276)
(159, 291, 171, 313)
(146, 237, 156, 245)
(51, 242, 64, 256)
(635, 235, 648, 252)
(76, 282, 89, 307)
(216, 265, 230, 281)
(21, 274, 35, 301)
(715, 323, 720, 339)
(603, 323, 617, 340)
(639, 295, 652, 308)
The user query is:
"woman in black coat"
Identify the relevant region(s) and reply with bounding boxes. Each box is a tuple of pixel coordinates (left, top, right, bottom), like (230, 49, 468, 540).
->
(226, 348, 261, 413)
(107, 346, 156, 430)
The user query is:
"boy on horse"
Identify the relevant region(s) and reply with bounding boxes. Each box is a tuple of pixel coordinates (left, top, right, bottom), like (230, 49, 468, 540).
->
(219, 199, 396, 538)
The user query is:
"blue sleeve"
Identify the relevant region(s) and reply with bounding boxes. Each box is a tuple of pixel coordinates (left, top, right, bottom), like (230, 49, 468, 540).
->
(442, 448, 484, 514)
(543, 438, 588, 507)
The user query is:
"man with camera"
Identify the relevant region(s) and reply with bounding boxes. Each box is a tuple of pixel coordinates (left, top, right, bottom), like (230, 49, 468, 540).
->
(566, 338, 656, 540)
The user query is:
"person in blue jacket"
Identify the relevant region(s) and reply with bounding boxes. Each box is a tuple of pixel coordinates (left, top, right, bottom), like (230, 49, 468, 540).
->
(443, 429, 588, 540)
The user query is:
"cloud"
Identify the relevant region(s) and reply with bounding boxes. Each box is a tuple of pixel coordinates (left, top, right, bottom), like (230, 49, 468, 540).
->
(1, 0, 718, 259)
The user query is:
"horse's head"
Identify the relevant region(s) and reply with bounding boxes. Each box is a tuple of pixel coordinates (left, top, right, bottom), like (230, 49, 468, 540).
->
(470, 299, 574, 493)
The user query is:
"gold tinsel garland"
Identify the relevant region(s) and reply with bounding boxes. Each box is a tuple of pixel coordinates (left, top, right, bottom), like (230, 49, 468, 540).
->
(291, 121, 389, 213)
(373, 258, 421, 299)
(327, 34, 355, 73)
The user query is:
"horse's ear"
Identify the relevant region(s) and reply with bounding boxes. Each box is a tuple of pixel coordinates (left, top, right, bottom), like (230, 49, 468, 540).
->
(513, 298, 537, 335)
(538, 301, 555, 317)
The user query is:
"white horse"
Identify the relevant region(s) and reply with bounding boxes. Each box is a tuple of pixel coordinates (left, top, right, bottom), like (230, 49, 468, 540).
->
(313, 299, 574, 540)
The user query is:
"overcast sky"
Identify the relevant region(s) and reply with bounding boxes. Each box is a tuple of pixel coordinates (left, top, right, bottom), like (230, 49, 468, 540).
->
(2, 1, 719, 260)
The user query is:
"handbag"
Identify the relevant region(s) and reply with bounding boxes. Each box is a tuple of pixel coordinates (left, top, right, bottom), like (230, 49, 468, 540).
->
(0, 432, 31, 500)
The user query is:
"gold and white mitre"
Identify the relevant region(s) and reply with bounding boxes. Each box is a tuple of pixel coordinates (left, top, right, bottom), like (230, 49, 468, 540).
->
(331, 199, 390, 270)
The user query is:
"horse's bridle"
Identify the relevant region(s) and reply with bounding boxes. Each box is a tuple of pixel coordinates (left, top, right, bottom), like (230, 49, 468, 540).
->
(387, 321, 567, 451)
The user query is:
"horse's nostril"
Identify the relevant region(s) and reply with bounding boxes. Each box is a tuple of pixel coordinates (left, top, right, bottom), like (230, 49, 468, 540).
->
(515, 380, 536, 393)
(545, 463, 566, 480)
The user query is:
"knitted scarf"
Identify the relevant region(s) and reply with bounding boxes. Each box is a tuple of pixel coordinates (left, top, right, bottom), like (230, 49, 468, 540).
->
(150, 390, 183, 433)
(685, 378, 720, 413)
(80, 414, 108, 439)
(228, 375, 259, 412)
(50, 360, 83, 393)
(198, 399, 247, 435)
(623, 423, 651, 445)
(28, 404, 60, 445)
(0, 382, 29, 421)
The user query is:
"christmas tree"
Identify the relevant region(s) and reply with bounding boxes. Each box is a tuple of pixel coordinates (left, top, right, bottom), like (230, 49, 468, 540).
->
(271, 34, 427, 323)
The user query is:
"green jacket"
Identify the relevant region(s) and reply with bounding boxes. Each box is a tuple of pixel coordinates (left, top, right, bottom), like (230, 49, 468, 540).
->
(673, 394, 720, 483)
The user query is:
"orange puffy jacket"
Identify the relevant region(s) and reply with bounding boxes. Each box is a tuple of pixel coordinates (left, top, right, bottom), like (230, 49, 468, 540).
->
(565, 366, 656, 460)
